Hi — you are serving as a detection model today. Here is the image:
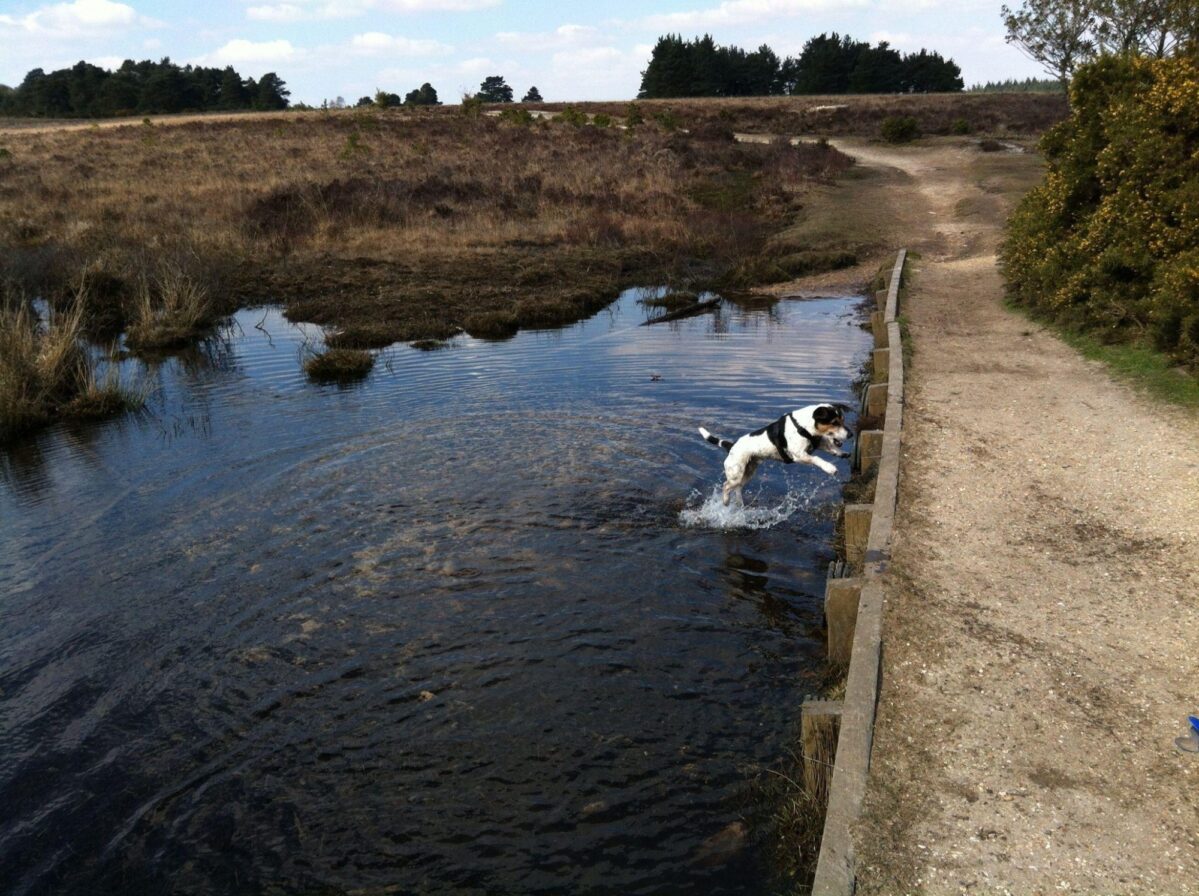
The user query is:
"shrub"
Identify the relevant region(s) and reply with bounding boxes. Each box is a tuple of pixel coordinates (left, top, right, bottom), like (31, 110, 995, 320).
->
(625, 103, 644, 127)
(499, 107, 534, 126)
(459, 95, 483, 118)
(654, 108, 681, 131)
(950, 117, 972, 135)
(557, 106, 587, 127)
(1000, 54, 1199, 368)
(593, 113, 612, 129)
(880, 115, 921, 144)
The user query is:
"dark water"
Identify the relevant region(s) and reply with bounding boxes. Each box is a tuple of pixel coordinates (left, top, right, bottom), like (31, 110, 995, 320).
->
(0, 289, 871, 896)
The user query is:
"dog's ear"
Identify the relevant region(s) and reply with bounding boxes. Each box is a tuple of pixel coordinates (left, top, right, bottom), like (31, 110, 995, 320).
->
(813, 405, 839, 425)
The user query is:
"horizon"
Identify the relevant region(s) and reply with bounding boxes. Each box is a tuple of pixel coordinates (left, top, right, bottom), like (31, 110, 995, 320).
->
(1, 0, 1048, 106)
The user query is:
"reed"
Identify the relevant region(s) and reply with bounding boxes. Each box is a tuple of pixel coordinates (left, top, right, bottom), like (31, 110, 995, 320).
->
(0, 288, 140, 443)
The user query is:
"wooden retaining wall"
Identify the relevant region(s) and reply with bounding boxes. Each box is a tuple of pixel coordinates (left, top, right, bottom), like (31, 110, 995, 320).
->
(805, 248, 907, 895)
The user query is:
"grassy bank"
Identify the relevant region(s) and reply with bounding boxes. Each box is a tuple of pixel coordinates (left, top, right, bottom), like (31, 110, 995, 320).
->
(1007, 302, 1199, 408)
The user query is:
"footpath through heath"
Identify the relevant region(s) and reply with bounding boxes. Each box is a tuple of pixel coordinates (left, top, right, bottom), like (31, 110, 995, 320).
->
(830, 139, 1199, 894)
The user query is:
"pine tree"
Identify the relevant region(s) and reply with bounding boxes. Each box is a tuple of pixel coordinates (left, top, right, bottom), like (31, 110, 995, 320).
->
(477, 76, 513, 103)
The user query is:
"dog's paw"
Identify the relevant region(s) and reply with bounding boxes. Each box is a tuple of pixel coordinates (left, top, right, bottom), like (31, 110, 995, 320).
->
(837, 451, 851, 459)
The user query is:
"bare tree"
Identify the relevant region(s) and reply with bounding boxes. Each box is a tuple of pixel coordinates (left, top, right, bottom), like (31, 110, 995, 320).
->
(1002, 0, 1097, 84)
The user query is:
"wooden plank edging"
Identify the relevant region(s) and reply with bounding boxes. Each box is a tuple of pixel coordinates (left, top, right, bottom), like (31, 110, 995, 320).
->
(811, 251, 906, 895)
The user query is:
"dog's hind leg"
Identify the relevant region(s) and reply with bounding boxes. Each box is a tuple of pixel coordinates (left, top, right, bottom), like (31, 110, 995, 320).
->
(721, 455, 759, 506)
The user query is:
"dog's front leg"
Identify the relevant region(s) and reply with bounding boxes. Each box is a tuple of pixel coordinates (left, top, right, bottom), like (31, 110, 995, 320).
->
(796, 453, 839, 476)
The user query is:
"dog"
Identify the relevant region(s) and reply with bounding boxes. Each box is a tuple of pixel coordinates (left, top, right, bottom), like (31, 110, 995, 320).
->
(698, 403, 852, 505)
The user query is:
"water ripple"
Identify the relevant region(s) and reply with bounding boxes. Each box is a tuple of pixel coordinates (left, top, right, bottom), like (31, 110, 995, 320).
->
(0, 289, 873, 896)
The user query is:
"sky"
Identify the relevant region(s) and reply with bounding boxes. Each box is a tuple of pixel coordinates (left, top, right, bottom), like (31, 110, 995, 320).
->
(0, 0, 1047, 104)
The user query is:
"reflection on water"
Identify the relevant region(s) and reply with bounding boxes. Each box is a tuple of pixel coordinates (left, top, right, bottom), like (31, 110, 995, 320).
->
(0, 289, 872, 895)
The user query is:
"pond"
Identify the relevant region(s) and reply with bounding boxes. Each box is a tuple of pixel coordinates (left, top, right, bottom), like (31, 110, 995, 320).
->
(0, 288, 872, 895)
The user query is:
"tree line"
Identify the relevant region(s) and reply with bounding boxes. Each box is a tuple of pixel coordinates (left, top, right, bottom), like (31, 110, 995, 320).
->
(637, 33, 963, 99)
(0, 59, 289, 118)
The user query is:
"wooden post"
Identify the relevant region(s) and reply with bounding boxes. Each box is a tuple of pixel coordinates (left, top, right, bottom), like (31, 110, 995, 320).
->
(825, 577, 863, 666)
(801, 699, 843, 806)
(843, 504, 872, 568)
(872, 348, 890, 382)
(870, 311, 888, 348)
(865, 383, 888, 419)
(857, 430, 884, 474)
(875, 289, 888, 313)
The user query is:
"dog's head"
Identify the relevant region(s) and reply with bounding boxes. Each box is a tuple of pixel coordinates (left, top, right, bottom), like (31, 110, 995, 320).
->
(812, 403, 851, 447)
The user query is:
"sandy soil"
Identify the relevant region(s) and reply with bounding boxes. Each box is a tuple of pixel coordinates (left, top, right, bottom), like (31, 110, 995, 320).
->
(828, 139, 1199, 894)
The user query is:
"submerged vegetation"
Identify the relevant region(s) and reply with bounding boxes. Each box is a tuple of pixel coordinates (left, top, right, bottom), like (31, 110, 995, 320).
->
(0, 289, 140, 443)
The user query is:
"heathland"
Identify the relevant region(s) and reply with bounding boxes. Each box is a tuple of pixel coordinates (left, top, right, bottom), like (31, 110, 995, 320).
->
(0, 93, 1066, 441)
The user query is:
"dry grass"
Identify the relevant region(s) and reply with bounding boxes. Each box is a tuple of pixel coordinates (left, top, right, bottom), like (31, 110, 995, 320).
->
(303, 346, 375, 382)
(523, 92, 1069, 140)
(0, 289, 139, 442)
(0, 106, 852, 351)
(125, 264, 217, 351)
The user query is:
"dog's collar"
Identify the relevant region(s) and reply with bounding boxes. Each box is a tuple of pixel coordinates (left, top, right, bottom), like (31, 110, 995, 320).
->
(788, 414, 824, 455)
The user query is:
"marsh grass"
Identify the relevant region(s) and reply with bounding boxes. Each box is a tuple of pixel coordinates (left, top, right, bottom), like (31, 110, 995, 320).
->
(125, 265, 217, 351)
(303, 346, 375, 382)
(0, 290, 140, 443)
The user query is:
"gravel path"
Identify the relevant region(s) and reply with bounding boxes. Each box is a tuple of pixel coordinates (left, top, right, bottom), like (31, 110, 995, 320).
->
(837, 140, 1199, 894)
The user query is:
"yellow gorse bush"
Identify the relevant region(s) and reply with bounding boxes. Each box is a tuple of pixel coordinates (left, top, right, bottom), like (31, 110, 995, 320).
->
(1000, 53, 1199, 366)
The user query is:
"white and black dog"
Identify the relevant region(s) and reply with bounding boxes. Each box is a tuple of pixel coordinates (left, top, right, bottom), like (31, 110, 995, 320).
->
(698, 403, 852, 505)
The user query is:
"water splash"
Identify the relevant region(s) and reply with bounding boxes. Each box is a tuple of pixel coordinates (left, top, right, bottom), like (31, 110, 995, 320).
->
(678, 483, 820, 530)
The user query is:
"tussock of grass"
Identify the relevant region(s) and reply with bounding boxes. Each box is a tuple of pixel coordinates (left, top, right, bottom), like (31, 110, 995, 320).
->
(750, 744, 831, 891)
(0, 291, 140, 443)
(125, 266, 216, 351)
(303, 347, 375, 382)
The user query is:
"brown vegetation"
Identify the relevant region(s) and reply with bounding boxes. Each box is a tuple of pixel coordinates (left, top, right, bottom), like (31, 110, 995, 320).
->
(0, 289, 139, 441)
(522, 92, 1069, 140)
(0, 106, 853, 353)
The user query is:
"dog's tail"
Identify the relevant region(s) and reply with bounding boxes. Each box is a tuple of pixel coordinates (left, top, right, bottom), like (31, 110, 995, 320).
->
(698, 426, 734, 452)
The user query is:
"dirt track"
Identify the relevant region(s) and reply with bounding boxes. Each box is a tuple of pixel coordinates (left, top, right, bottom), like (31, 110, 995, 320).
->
(828, 139, 1199, 894)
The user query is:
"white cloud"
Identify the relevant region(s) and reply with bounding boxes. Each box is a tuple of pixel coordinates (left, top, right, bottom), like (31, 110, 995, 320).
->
(89, 54, 125, 69)
(246, 3, 305, 21)
(206, 38, 299, 65)
(495, 24, 598, 52)
(0, 0, 139, 36)
(349, 31, 451, 54)
(377, 0, 499, 9)
(243, 0, 497, 20)
(639, 0, 868, 30)
(546, 44, 644, 101)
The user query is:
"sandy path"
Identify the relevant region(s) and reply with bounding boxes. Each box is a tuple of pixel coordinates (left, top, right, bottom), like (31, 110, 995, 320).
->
(0, 110, 300, 135)
(832, 140, 1199, 894)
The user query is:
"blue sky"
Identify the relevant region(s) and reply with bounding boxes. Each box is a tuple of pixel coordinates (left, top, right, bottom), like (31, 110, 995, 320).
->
(0, 0, 1046, 104)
